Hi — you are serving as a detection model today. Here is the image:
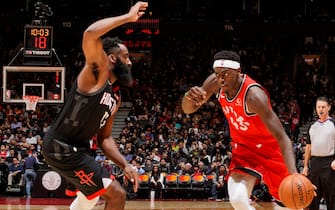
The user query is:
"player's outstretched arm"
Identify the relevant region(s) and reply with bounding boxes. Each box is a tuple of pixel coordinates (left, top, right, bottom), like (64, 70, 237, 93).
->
(77, 1, 148, 93)
(82, 1, 148, 63)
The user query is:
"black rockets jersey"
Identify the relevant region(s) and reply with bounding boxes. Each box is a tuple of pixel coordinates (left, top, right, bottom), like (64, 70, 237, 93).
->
(48, 80, 121, 146)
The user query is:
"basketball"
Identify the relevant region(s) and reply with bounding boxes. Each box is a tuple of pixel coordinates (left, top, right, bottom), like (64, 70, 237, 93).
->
(278, 173, 314, 209)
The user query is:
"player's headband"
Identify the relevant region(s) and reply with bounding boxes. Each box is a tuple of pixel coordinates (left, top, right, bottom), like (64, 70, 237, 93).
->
(213, 59, 240, 70)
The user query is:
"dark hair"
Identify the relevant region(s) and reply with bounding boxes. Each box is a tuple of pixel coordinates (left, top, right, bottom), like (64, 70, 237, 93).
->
(102, 36, 123, 55)
(316, 96, 329, 104)
(213, 50, 240, 62)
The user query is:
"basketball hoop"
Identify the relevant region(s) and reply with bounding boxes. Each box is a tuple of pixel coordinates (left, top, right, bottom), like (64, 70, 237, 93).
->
(23, 95, 41, 111)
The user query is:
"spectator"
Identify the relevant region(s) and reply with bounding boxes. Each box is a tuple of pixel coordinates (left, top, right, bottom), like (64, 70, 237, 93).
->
(5, 148, 18, 164)
(159, 158, 171, 174)
(102, 159, 112, 174)
(111, 164, 124, 185)
(149, 165, 164, 199)
(129, 159, 143, 175)
(0, 157, 9, 193)
(26, 131, 37, 145)
(210, 164, 229, 201)
(151, 147, 161, 163)
(10, 117, 22, 130)
(191, 164, 202, 176)
(200, 148, 211, 166)
(197, 161, 208, 175)
(181, 162, 193, 175)
(123, 147, 134, 163)
(7, 157, 23, 189)
(23, 151, 40, 198)
(135, 160, 146, 175)
(0, 144, 7, 159)
(143, 158, 154, 173)
(94, 151, 106, 166)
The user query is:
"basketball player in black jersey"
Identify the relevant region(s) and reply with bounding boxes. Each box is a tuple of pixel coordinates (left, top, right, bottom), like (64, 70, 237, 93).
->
(42, 2, 148, 210)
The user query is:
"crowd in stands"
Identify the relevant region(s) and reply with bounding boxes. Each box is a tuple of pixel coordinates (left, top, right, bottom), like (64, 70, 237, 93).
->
(1, 11, 335, 202)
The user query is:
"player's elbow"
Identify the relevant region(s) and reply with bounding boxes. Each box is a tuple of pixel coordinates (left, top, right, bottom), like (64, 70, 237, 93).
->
(82, 29, 101, 43)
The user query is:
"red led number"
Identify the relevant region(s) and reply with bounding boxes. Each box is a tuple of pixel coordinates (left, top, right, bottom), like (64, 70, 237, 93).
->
(34, 36, 47, 49)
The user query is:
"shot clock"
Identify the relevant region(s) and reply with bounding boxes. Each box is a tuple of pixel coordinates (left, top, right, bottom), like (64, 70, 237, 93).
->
(23, 25, 53, 58)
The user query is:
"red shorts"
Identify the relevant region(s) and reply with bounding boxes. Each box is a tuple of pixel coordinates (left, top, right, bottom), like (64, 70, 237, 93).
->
(229, 142, 290, 200)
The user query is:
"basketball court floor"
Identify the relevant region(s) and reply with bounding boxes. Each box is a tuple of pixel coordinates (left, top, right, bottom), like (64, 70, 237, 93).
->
(0, 196, 328, 210)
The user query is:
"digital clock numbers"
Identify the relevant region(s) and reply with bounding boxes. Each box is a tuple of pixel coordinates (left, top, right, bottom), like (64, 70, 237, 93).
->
(24, 25, 53, 58)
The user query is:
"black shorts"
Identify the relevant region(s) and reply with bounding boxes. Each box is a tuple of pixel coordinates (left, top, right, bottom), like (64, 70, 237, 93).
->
(42, 134, 111, 199)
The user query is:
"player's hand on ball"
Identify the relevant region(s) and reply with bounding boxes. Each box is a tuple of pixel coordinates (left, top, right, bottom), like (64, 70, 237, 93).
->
(312, 184, 317, 196)
(301, 172, 317, 196)
(278, 173, 315, 209)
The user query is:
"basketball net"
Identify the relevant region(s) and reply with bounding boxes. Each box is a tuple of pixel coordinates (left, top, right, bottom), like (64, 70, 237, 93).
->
(23, 95, 41, 111)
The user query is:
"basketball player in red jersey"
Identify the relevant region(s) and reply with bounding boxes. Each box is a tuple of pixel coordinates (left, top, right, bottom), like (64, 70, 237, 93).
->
(42, 2, 148, 210)
(182, 50, 305, 210)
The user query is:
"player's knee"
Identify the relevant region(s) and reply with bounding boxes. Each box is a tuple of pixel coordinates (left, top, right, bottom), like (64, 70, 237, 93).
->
(119, 187, 127, 199)
(103, 178, 126, 201)
(112, 183, 126, 200)
(70, 191, 99, 210)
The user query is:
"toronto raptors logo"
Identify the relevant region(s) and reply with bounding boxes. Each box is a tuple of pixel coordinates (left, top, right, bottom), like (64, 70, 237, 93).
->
(74, 170, 97, 187)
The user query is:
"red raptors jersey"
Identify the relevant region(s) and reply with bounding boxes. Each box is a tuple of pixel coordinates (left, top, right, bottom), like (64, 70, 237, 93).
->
(218, 74, 289, 200)
(218, 74, 278, 149)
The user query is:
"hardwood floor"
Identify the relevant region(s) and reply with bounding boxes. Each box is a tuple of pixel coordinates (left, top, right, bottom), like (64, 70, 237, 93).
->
(0, 197, 284, 210)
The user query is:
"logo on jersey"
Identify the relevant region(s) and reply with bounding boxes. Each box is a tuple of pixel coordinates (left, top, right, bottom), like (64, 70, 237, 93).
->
(74, 170, 97, 187)
(100, 92, 117, 112)
(235, 98, 242, 106)
(222, 105, 250, 131)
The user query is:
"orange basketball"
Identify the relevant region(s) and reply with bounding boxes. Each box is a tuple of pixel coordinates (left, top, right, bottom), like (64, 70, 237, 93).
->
(278, 173, 314, 209)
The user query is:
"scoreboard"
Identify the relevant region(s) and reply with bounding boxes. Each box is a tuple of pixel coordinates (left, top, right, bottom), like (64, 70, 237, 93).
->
(122, 18, 159, 52)
(23, 25, 53, 58)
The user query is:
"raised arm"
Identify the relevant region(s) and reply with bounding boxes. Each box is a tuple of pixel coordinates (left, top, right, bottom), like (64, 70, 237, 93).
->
(82, 2, 148, 62)
(78, 2, 148, 93)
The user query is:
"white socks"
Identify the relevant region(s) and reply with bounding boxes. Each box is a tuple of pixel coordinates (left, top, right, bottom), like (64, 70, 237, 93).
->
(228, 175, 257, 210)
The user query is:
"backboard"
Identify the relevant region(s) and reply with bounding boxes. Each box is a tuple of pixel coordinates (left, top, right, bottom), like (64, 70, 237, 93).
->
(2, 66, 65, 103)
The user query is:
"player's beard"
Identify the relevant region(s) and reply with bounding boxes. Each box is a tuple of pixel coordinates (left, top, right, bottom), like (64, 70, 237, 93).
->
(113, 58, 133, 87)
